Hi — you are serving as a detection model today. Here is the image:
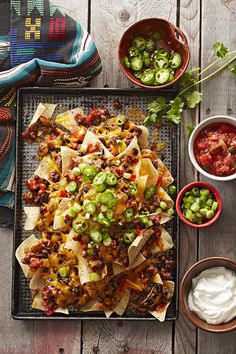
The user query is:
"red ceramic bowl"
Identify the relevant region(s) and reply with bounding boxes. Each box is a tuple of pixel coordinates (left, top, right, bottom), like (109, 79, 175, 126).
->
(180, 257, 236, 332)
(176, 181, 222, 228)
(118, 18, 190, 89)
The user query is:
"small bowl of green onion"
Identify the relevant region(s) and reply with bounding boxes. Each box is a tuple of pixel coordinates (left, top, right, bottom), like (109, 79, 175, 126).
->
(176, 182, 222, 228)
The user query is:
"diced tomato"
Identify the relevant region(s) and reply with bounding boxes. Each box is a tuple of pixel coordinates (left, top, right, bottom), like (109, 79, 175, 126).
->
(196, 140, 207, 151)
(130, 173, 136, 181)
(156, 175, 163, 186)
(29, 258, 42, 269)
(60, 190, 67, 197)
(116, 168, 124, 175)
(194, 122, 236, 176)
(198, 153, 213, 166)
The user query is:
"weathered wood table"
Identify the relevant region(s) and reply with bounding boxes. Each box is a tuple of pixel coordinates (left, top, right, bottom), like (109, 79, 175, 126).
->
(0, 0, 235, 353)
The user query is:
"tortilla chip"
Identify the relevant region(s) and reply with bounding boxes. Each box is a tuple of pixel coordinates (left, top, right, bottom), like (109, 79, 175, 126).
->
(60, 146, 77, 175)
(55, 107, 83, 131)
(128, 230, 153, 266)
(29, 103, 57, 127)
(153, 273, 163, 284)
(80, 299, 103, 312)
(65, 230, 94, 285)
(32, 286, 69, 314)
(137, 175, 148, 197)
(53, 198, 71, 230)
(114, 289, 130, 316)
(117, 136, 140, 158)
(34, 155, 58, 182)
(82, 131, 113, 159)
(151, 226, 174, 253)
(140, 158, 159, 185)
(104, 289, 130, 318)
(112, 253, 146, 275)
(15, 234, 39, 278)
(157, 187, 174, 209)
(149, 281, 174, 322)
(156, 157, 174, 188)
(137, 125, 149, 148)
(29, 272, 45, 289)
(24, 206, 40, 230)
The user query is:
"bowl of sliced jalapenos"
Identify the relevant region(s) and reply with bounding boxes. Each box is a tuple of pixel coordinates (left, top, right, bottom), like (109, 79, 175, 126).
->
(118, 18, 190, 88)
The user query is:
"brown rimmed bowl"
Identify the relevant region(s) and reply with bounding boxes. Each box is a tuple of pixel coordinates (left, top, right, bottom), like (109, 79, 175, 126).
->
(118, 18, 190, 89)
(180, 257, 236, 333)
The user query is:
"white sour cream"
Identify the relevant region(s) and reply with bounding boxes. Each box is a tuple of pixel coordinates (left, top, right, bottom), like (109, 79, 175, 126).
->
(188, 267, 236, 324)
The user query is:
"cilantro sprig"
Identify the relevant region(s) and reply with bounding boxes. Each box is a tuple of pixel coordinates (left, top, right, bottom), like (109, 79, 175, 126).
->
(144, 41, 236, 132)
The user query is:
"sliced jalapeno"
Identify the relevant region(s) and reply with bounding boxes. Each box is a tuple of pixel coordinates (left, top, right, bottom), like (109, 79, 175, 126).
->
(123, 56, 131, 69)
(72, 217, 88, 234)
(98, 191, 115, 206)
(66, 181, 78, 194)
(169, 52, 182, 69)
(124, 208, 134, 222)
(134, 71, 143, 79)
(95, 183, 106, 192)
(97, 213, 111, 227)
(145, 38, 156, 52)
(58, 266, 68, 278)
(90, 229, 103, 243)
(93, 172, 107, 186)
(132, 36, 146, 51)
(155, 68, 170, 84)
(144, 57, 151, 67)
(139, 216, 153, 227)
(154, 56, 169, 69)
(141, 69, 155, 85)
(131, 56, 143, 71)
(106, 209, 114, 220)
(128, 46, 140, 57)
(82, 165, 98, 180)
(84, 201, 96, 215)
(90, 272, 101, 282)
(117, 114, 126, 125)
(129, 183, 138, 196)
(155, 48, 170, 58)
(151, 31, 161, 40)
(122, 228, 135, 244)
(144, 183, 156, 200)
(105, 173, 117, 186)
(142, 50, 150, 59)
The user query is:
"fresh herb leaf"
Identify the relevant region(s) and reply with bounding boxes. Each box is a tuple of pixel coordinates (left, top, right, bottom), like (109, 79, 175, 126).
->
(184, 90, 203, 109)
(147, 97, 166, 113)
(230, 65, 236, 74)
(178, 71, 198, 91)
(184, 124, 195, 137)
(213, 42, 228, 58)
(165, 97, 184, 124)
(144, 112, 163, 125)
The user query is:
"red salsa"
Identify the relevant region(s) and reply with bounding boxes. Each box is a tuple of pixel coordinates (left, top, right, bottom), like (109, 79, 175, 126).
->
(194, 123, 236, 176)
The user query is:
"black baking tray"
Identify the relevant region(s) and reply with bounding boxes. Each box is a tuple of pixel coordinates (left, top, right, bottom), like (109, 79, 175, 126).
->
(12, 87, 180, 320)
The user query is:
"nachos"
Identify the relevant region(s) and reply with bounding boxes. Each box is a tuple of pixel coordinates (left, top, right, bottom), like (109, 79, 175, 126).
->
(16, 104, 176, 320)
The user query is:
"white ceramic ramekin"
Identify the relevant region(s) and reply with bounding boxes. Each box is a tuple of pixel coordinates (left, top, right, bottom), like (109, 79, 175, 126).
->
(188, 115, 236, 181)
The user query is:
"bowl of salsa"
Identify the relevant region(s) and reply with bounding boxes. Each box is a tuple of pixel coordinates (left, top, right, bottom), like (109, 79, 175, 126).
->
(188, 116, 236, 181)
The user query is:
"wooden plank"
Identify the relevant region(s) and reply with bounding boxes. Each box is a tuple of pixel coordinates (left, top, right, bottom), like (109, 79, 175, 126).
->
(198, 0, 236, 353)
(82, 2, 177, 353)
(90, 0, 176, 88)
(0, 228, 33, 354)
(174, 1, 200, 353)
(82, 320, 173, 354)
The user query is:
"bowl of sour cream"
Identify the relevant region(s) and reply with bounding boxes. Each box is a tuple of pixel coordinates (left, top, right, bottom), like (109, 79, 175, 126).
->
(180, 257, 236, 332)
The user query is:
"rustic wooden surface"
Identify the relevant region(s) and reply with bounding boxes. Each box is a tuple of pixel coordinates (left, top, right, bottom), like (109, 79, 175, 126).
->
(0, 0, 236, 353)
